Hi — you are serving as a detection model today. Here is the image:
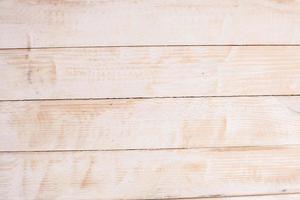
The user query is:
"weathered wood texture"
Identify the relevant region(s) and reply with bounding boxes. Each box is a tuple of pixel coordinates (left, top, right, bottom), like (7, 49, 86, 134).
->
(1, 147, 300, 200)
(1, 1, 300, 199)
(1, 46, 300, 100)
(1, 96, 300, 151)
(1, 0, 300, 48)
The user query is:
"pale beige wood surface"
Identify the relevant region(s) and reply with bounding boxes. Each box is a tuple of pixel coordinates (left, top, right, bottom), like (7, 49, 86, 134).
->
(1, 0, 300, 48)
(1, 96, 300, 151)
(1, 146, 300, 200)
(1, 1, 300, 199)
(1, 46, 300, 100)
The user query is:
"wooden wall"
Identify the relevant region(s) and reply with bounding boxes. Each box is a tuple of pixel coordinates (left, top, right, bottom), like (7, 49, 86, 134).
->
(1, 0, 300, 199)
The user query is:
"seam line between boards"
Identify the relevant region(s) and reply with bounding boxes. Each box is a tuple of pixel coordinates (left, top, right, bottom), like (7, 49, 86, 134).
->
(124, 191, 300, 200)
(1, 144, 300, 153)
(0, 94, 300, 102)
(1, 44, 300, 50)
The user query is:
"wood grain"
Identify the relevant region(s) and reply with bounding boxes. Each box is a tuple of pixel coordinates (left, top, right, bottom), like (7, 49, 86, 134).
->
(1, 0, 300, 199)
(1, 96, 300, 151)
(1, 146, 300, 199)
(1, 0, 300, 48)
(1, 46, 300, 100)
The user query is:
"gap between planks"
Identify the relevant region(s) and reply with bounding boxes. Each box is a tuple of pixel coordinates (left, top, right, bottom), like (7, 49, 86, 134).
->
(1, 94, 300, 102)
(129, 192, 300, 200)
(1, 144, 300, 154)
(2, 44, 300, 51)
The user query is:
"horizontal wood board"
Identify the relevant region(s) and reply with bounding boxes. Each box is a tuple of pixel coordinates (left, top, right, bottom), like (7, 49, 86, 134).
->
(1, 0, 300, 48)
(1, 46, 300, 100)
(1, 147, 300, 199)
(1, 96, 300, 151)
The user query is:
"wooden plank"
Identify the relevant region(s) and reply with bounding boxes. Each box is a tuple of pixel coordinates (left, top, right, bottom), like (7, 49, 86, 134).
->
(1, 96, 300, 151)
(1, 46, 300, 100)
(1, 0, 300, 48)
(198, 194, 300, 200)
(1, 146, 300, 199)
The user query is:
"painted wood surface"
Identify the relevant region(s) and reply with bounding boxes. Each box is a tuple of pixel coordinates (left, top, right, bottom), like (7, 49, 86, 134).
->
(1, 146, 300, 200)
(1, 1, 300, 199)
(1, 96, 300, 151)
(1, 0, 300, 48)
(1, 46, 300, 100)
